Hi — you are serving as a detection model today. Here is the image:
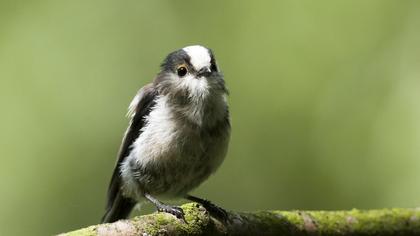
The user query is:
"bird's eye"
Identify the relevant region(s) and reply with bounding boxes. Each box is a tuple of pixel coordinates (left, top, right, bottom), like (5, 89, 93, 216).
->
(177, 66, 188, 77)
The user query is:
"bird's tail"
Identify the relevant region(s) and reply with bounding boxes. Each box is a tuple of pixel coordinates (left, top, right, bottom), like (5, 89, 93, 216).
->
(101, 191, 136, 223)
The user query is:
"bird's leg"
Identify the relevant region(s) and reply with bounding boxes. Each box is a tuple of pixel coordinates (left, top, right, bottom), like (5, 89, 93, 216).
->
(185, 195, 228, 221)
(144, 193, 185, 221)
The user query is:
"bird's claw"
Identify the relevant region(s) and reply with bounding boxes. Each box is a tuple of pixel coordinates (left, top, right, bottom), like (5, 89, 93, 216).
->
(158, 205, 186, 222)
(201, 200, 228, 221)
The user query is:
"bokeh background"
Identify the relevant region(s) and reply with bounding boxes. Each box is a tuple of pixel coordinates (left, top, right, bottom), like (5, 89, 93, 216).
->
(1, 1, 420, 235)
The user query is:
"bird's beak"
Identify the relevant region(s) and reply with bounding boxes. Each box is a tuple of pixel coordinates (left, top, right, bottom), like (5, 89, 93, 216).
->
(197, 67, 212, 77)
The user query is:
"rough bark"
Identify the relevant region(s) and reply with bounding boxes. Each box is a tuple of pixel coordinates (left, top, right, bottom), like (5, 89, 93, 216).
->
(60, 203, 420, 236)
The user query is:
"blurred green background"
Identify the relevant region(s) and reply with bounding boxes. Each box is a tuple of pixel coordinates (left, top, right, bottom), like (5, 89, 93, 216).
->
(1, 0, 420, 235)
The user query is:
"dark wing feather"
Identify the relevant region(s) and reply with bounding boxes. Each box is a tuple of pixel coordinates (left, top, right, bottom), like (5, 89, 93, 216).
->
(105, 83, 157, 211)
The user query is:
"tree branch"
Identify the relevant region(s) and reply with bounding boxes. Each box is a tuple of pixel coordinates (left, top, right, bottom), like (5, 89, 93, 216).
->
(60, 203, 420, 236)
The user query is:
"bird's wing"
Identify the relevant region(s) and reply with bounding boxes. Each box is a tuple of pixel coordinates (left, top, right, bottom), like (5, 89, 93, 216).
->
(105, 83, 157, 211)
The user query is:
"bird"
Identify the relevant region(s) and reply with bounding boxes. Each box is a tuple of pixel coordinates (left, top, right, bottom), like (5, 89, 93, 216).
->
(101, 45, 231, 223)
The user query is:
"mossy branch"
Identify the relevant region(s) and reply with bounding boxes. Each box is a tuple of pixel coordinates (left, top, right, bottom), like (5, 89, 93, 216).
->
(60, 203, 420, 236)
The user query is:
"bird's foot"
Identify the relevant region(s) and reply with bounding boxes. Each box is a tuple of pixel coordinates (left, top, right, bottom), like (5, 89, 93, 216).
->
(157, 204, 185, 222)
(200, 199, 228, 221)
(186, 195, 228, 221)
(144, 193, 186, 222)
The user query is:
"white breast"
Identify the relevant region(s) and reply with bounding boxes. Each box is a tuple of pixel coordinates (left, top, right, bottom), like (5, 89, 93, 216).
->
(120, 93, 229, 198)
(129, 96, 178, 164)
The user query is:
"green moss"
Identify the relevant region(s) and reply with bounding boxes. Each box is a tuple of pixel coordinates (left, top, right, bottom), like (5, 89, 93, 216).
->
(59, 206, 420, 235)
(176, 203, 210, 235)
(344, 208, 420, 234)
(139, 203, 210, 236)
(141, 213, 174, 235)
(280, 208, 420, 235)
(277, 211, 305, 228)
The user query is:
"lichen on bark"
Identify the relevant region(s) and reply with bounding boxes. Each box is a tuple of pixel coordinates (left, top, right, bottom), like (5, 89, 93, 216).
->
(60, 203, 420, 236)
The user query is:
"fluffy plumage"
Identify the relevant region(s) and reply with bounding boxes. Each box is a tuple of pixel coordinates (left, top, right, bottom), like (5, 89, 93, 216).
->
(102, 45, 230, 223)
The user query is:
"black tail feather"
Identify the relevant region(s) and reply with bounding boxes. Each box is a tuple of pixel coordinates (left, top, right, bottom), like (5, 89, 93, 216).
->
(101, 192, 136, 223)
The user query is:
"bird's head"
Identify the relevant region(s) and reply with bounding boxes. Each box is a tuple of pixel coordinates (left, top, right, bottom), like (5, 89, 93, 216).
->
(155, 45, 227, 102)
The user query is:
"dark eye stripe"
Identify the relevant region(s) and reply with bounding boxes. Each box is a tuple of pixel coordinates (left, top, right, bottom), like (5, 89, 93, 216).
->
(207, 48, 218, 72)
(161, 49, 193, 72)
(210, 57, 217, 72)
